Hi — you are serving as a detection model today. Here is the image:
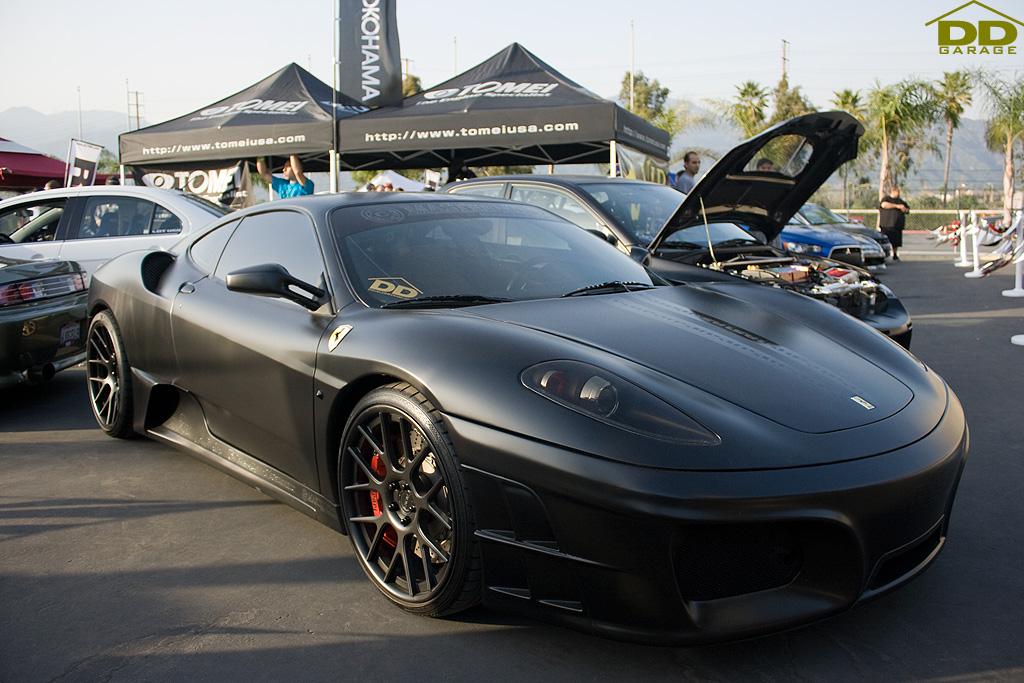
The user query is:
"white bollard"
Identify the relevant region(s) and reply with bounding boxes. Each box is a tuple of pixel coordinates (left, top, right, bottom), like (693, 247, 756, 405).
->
(1002, 212, 1024, 297)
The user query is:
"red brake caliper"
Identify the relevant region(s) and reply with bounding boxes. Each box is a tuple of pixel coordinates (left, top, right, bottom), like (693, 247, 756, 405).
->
(368, 454, 397, 547)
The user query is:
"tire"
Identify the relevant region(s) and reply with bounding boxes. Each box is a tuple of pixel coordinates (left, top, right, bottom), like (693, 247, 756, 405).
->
(339, 382, 481, 616)
(86, 310, 135, 439)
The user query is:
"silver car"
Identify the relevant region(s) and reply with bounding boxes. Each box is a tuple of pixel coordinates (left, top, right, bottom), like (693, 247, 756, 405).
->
(0, 185, 229, 278)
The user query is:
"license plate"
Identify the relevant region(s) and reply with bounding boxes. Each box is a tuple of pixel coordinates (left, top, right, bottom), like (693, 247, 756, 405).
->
(60, 321, 81, 346)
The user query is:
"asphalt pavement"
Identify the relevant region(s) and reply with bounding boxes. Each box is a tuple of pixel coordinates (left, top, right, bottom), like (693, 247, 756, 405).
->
(2, 250, 1024, 683)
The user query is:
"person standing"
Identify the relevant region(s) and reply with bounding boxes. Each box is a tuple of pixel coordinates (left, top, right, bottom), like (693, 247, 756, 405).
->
(674, 152, 701, 193)
(879, 185, 910, 260)
(256, 155, 313, 198)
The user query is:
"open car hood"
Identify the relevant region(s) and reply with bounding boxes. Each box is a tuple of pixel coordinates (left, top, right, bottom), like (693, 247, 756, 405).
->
(651, 111, 864, 249)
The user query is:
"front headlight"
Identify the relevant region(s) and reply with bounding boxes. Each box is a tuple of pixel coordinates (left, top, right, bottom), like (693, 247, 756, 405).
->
(782, 241, 821, 254)
(522, 360, 720, 445)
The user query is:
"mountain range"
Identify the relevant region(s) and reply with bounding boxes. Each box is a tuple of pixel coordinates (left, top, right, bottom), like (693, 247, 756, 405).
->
(0, 105, 1007, 191)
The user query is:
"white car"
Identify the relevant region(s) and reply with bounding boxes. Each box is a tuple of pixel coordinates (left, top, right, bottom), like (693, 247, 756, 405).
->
(0, 186, 229, 278)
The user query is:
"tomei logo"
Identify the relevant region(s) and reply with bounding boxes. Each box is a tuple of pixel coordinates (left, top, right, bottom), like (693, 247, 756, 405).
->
(926, 1, 1022, 54)
(143, 169, 236, 194)
(421, 82, 559, 102)
(197, 99, 309, 118)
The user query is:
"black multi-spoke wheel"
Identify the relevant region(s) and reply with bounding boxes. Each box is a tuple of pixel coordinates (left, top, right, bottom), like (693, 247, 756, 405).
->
(340, 383, 480, 616)
(86, 310, 135, 438)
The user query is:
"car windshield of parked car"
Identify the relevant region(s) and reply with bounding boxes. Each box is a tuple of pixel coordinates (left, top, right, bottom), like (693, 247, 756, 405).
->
(799, 204, 848, 226)
(575, 182, 685, 245)
(657, 222, 763, 250)
(332, 201, 661, 308)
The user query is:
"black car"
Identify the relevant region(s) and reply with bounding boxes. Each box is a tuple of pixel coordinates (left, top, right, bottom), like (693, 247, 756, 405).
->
(1, 256, 88, 388)
(86, 191, 965, 645)
(445, 112, 911, 348)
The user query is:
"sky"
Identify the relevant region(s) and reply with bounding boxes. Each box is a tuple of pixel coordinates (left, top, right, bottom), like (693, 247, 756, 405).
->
(3, 0, 1022, 126)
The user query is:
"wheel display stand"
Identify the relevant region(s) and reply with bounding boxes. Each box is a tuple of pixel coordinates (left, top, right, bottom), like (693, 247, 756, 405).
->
(999, 212, 1024, 346)
(954, 211, 974, 268)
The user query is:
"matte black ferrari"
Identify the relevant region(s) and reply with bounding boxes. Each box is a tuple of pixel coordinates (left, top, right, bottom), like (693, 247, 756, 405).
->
(86, 192, 966, 644)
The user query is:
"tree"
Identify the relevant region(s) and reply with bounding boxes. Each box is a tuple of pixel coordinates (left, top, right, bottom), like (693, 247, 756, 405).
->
(936, 71, 973, 207)
(865, 78, 940, 200)
(974, 71, 1024, 226)
(402, 74, 422, 98)
(829, 89, 868, 210)
(619, 71, 670, 122)
(767, 75, 815, 127)
(707, 81, 769, 138)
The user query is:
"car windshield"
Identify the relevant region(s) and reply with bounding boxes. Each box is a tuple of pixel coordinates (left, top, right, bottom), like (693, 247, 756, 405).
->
(332, 200, 661, 308)
(576, 182, 684, 245)
(657, 222, 763, 250)
(799, 204, 847, 226)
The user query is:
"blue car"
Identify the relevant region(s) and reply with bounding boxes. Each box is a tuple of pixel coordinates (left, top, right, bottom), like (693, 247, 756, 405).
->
(778, 223, 887, 269)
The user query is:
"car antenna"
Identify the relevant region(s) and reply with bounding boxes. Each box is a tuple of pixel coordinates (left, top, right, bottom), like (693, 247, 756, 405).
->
(700, 196, 720, 269)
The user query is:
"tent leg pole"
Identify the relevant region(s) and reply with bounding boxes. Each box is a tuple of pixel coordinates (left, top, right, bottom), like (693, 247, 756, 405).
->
(330, 151, 338, 193)
(609, 141, 616, 178)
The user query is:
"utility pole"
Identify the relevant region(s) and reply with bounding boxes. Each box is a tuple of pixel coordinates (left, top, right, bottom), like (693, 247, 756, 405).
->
(629, 21, 635, 112)
(781, 39, 790, 80)
(126, 85, 144, 131)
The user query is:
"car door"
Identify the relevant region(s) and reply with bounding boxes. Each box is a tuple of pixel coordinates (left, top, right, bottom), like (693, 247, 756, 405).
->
(58, 194, 187, 276)
(0, 195, 70, 264)
(170, 208, 333, 487)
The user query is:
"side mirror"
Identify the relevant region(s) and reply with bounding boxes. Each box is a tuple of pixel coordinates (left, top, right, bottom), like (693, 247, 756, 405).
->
(628, 246, 651, 266)
(226, 263, 328, 311)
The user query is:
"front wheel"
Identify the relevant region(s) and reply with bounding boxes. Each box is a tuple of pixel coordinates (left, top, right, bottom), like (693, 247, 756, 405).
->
(86, 310, 135, 438)
(339, 382, 481, 616)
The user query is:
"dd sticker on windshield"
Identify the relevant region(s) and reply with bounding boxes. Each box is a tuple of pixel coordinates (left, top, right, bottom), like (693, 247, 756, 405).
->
(368, 277, 421, 299)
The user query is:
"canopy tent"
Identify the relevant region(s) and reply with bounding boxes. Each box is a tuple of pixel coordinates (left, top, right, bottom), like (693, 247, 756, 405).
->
(334, 43, 671, 173)
(0, 137, 66, 189)
(119, 63, 366, 172)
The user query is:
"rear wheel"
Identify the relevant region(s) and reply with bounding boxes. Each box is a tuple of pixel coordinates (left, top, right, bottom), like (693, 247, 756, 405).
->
(86, 310, 135, 438)
(339, 382, 481, 616)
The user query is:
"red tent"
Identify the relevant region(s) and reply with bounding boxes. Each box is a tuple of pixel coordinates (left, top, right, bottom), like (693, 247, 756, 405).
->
(0, 137, 67, 189)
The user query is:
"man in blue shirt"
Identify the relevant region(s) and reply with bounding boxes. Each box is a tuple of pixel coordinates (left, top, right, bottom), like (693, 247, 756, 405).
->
(256, 155, 313, 198)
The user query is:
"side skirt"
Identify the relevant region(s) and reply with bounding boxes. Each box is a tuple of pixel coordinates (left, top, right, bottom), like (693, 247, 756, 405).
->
(147, 389, 343, 533)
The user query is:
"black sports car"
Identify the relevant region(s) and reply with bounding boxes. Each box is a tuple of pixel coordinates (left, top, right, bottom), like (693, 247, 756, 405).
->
(1, 255, 88, 388)
(86, 191, 966, 644)
(446, 112, 912, 348)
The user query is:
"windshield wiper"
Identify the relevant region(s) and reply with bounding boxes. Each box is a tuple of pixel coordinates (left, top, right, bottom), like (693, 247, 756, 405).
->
(380, 294, 513, 309)
(714, 238, 760, 248)
(660, 240, 704, 248)
(561, 281, 656, 298)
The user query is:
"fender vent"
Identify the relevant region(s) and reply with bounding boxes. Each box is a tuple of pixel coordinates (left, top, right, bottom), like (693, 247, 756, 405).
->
(141, 252, 176, 293)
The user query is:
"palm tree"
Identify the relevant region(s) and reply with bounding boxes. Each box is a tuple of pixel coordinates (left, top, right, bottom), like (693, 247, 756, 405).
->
(865, 78, 940, 201)
(830, 89, 867, 210)
(975, 71, 1024, 226)
(706, 81, 769, 139)
(936, 72, 973, 207)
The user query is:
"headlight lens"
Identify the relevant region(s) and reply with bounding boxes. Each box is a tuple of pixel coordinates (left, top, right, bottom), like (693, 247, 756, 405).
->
(782, 241, 821, 254)
(522, 360, 720, 445)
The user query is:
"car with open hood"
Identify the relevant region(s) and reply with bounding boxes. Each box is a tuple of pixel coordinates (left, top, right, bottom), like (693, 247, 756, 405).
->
(86, 190, 963, 644)
(445, 111, 911, 348)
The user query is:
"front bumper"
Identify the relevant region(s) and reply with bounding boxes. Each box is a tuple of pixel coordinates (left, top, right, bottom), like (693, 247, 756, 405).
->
(447, 388, 967, 644)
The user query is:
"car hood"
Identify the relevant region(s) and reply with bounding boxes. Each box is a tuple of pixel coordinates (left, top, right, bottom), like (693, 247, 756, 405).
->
(468, 286, 912, 434)
(651, 111, 864, 249)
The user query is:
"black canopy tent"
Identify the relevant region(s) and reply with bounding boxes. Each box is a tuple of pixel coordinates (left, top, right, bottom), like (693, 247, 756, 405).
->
(335, 43, 670, 173)
(119, 63, 366, 173)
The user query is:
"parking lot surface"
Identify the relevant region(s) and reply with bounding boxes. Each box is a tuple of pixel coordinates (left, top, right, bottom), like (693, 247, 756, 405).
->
(2, 254, 1023, 682)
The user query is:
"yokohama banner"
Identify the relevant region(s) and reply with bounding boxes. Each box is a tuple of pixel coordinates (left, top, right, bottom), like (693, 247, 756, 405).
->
(129, 161, 254, 209)
(338, 0, 402, 108)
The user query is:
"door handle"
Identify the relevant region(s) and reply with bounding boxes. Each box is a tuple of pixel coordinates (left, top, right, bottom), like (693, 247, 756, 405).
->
(178, 282, 196, 294)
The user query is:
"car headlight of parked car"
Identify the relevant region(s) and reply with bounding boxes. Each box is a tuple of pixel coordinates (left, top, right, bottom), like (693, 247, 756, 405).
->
(782, 241, 822, 254)
(522, 360, 720, 445)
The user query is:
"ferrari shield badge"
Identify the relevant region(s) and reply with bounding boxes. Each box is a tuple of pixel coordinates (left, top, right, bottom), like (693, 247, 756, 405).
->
(328, 325, 353, 352)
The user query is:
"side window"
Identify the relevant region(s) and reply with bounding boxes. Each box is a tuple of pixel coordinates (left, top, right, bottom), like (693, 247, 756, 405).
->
(214, 211, 325, 288)
(73, 196, 180, 240)
(0, 199, 68, 243)
(509, 185, 600, 230)
(449, 184, 505, 198)
(189, 219, 241, 274)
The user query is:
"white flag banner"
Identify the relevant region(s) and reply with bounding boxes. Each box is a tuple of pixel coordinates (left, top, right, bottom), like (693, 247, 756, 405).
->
(66, 139, 104, 187)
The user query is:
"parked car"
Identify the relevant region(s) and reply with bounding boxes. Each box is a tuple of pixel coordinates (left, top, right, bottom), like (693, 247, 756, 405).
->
(444, 112, 911, 347)
(0, 185, 229, 278)
(1, 255, 88, 388)
(86, 190, 964, 644)
(790, 202, 892, 263)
